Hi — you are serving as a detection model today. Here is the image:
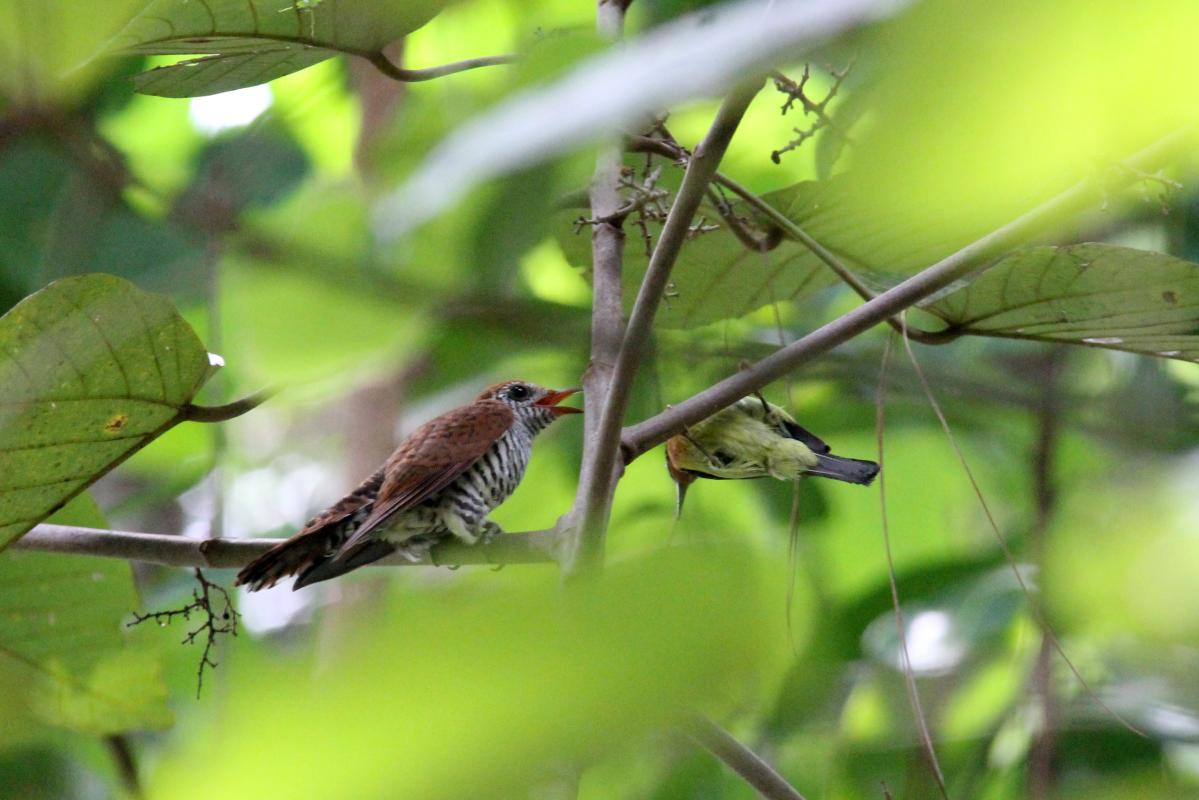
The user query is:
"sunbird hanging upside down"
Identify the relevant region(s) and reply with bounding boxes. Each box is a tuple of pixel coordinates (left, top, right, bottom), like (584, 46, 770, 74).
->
(665, 395, 880, 517)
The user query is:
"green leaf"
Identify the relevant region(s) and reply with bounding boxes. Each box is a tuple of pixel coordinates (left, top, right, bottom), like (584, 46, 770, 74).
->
(554, 183, 837, 329)
(924, 244, 1199, 363)
(0, 274, 212, 550)
(0, 494, 172, 744)
(110, 0, 446, 97)
(131, 47, 332, 98)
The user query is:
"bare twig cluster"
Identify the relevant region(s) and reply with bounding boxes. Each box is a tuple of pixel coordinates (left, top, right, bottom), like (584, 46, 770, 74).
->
(770, 62, 852, 164)
(127, 568, 240, 698)
(575, 164, 719, 257)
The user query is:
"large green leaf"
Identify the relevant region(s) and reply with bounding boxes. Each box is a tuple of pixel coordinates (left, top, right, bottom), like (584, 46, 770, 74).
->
(924, 244, 1199, 363)
(0, 494, 171, 745)
(109, 0, 446, 97)
(553, 184, 837, 329)
(0, 274, 212, 550)
(150, 546, 782, 800)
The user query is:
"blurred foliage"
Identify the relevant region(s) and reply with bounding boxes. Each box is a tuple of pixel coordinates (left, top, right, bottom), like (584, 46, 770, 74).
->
(0, 494, 170, 748)
(0, 1, 1196, 799)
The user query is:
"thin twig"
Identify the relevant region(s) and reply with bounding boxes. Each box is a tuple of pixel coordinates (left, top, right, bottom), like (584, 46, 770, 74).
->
(684, 715, 808, 800)
(367, 52, 514, 82)
(127, 568, 239, 698)
(1028, 350, 1063, 800)
(875, 331, 950, 798)
(180, 389, 274, 423)
(13, 525, 558, 568)
(898, 320, 1146, 737)
(566, 78, 764, 573)
(619, 127, 1193, 462)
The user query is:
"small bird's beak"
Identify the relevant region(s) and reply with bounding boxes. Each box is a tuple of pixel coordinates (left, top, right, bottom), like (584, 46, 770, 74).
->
(535, 387, 583, 415)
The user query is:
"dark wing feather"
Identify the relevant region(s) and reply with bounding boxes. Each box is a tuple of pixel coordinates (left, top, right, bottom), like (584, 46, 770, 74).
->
(780, 419, 831, 454)
(334, 400, 514, 558)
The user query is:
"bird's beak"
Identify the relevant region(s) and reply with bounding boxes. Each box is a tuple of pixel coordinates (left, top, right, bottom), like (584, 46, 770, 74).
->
(535, 387, 583, 415)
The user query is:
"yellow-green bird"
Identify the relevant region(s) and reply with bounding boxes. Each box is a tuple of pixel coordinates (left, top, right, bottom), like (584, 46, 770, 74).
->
(665, 395, 879, 517)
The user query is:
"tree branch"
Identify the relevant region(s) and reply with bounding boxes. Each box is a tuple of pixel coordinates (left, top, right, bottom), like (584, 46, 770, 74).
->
(367, 52, 514, 83)
(558, 0, 630, 576)
(13, 525, 556, 569)
(180, 389, 274, 423)
(565, 78, 763, 572)
(684, 716, 808, 800)
(620, 127, 1194, 461)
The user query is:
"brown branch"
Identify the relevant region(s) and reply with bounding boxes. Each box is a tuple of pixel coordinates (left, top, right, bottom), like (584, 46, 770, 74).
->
(684, 716, 808, 800)
(105, 735, 144, 800)
(563, 8, 629, 574)
(13, 525, 558, 568)
(180, 389, 274, 423)
(619, 127, 1194, 462)
(367, 52, 514, 83)
(558, 0, 630, 577)
(1028, 350, 1064, 799)
(565, 77, 763, 573)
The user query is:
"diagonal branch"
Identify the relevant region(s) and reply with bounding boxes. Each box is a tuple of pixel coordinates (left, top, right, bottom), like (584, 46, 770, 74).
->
(684, 716, 808, 800)
(13, 525, 556, 569)
(619, 127, 1194, 462)
(564, 77, 764, 572)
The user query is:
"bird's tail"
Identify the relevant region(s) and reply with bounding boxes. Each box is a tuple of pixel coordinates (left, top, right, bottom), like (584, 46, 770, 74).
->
(236, 530, 339, 592)
(807, 453, 880, 485)
(293, 540, 397, 589)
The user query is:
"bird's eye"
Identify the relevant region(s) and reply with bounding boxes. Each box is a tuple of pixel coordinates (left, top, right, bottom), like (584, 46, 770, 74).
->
(507, 384, 530, 401)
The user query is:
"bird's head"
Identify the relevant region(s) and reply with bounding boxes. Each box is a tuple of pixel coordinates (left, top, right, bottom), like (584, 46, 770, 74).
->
(478, 381, 582, 427)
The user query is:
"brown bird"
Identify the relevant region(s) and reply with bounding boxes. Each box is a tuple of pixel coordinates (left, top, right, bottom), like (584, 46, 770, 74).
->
(236, 381, 581, 591)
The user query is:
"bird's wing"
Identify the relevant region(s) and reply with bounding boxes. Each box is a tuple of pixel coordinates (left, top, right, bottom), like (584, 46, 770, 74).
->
(334, 400, 514, 556)
(778, 418, 831, 454)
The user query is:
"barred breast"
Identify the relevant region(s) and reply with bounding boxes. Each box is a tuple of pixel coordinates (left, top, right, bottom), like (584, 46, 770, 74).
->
(437, 425, 534, 529)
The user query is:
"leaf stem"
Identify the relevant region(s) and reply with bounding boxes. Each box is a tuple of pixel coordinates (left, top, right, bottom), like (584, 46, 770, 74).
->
(367, 52, 514, 82)
(180, 389, 274, 423)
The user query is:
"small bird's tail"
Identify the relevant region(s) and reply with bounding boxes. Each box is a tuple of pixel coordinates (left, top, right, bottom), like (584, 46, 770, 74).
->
(236, 534, 330, 592)
(807, 453, 880, 485)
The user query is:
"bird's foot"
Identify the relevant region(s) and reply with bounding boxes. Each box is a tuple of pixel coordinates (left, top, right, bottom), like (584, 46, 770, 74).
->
(478, 520, 504, 543)
(478, 521, 506, 571)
